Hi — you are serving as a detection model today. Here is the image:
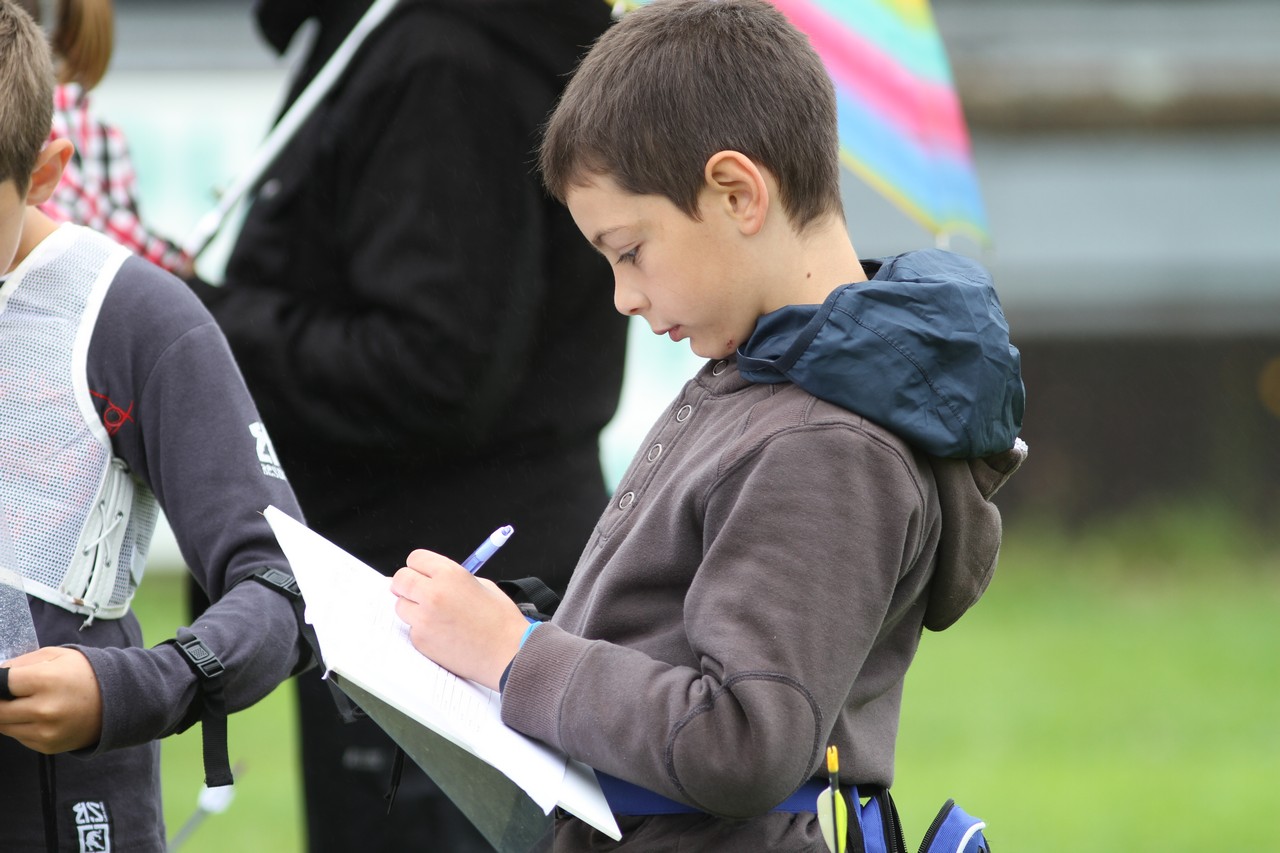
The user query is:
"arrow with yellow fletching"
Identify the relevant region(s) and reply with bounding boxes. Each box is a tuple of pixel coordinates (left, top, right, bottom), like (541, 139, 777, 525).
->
(816, 745, 848, 853)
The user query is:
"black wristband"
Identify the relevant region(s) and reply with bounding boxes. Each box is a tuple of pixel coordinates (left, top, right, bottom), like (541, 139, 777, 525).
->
(241, 567, 360, 722)
(173, 629, 233, 788)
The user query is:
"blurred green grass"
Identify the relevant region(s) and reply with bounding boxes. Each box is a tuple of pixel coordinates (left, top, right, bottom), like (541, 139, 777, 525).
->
(134, 503, 1280, 851)
(893, 503, 1280, 850)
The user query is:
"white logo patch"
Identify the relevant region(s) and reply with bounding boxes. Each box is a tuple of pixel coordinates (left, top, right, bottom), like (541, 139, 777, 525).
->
(72, 800, 111, 852)
(249, 421, 287, 481)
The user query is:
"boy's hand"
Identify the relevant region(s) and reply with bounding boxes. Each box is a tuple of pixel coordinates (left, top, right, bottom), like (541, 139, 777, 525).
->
(0, 647, 103, 753)
(391, 549, 530, 691)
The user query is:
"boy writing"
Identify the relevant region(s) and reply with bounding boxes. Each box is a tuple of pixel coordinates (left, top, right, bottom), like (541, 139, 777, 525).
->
(0, 4, 308, 850)
(391, 0, 1026, 848)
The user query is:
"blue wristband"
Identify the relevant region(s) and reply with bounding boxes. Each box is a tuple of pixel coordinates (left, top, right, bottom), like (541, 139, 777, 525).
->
(518, 620, 540, 648)
(500, 622, 541, 693)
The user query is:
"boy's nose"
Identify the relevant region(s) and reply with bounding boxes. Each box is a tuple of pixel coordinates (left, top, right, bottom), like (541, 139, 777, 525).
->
(613, 279, 646, 317)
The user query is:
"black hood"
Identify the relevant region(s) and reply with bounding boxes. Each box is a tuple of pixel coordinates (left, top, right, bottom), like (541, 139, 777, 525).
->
(257, 0, 611, 110)
(739, 249, 1025, 459)
(449, 0, 612, 82)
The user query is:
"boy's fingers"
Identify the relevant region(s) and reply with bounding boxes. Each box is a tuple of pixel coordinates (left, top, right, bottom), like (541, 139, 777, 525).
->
(404, 549, 450, 575)
(0, 665, 44, 709)
(475, 577, 510, 602)
(404, 549, 475, 585)
(0, 652, 54, 700)
(390, 567, 425, 602)
(0, 650, 103, 752)
(0, 653, 49, 700)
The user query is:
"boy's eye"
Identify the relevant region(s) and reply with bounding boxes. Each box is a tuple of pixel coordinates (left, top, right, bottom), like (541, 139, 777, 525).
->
(616, 247, 639, 265)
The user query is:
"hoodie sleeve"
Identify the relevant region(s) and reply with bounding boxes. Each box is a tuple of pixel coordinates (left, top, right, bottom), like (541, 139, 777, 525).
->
(75, 257, 306, 752)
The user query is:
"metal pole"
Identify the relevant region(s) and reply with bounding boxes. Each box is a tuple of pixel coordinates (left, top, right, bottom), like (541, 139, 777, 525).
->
(182, 0, 404, 259)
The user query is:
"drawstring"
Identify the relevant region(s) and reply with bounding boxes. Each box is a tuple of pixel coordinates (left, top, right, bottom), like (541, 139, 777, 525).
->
(74, 507, 125, 629)
(80, 508, 124, 557)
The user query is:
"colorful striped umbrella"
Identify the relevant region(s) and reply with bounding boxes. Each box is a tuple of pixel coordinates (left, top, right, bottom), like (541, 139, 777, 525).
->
(611, 0, 990, 245)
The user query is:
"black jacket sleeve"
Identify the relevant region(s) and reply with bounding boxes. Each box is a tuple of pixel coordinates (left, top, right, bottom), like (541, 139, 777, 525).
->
(195, 19, 565, 455)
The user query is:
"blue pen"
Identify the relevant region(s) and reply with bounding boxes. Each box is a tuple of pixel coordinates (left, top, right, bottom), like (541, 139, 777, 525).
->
(460, 525, 514, 574)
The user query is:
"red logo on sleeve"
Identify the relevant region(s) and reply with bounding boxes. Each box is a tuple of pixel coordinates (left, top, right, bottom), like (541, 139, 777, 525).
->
(90, 390, 135, 436)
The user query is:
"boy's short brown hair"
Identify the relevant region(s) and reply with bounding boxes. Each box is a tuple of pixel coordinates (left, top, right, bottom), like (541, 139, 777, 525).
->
(540, 0, 842, 231)
(0, 0, 55, 193)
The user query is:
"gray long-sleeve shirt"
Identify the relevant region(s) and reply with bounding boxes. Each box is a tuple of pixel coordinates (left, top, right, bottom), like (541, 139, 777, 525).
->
(0, 227, 306, 852)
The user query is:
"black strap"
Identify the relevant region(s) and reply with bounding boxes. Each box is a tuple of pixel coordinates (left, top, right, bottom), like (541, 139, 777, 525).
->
(39, 754, 57, 853)
(173, 628, 234, 788)
(845, 785, 900, 853)
(245, 566, 361, 724)
(245, 565, 301, 601)
(497, 577, 561, 620)
(1, 669, 56, 849)
(385, 746, 406, 815)
(864, 788, 907, 853)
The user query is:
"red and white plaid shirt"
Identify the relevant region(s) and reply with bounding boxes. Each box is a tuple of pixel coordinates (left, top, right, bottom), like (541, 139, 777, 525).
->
(41, 83, 191, 274)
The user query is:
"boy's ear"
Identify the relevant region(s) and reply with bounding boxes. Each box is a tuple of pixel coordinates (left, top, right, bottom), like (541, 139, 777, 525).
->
(24, 139, 73, 206)
(702, 150, 769, 236)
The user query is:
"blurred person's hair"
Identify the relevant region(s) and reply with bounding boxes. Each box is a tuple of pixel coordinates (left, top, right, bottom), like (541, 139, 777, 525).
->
(539, 0, 843, 232)
(13, 0, 114, 90)
(53, 0, 113, 90)
(0, 0, 56, 193)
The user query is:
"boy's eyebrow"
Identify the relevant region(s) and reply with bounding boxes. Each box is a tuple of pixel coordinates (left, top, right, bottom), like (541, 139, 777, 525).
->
(590, 226, 626, 250)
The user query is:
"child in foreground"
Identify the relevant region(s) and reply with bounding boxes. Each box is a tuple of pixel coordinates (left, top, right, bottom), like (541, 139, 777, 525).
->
(0, 3, 307, 850)
(391, 0, 1027, 849)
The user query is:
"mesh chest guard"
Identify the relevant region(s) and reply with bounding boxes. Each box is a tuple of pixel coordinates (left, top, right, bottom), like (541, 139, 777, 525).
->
(0, 225, 158, 623)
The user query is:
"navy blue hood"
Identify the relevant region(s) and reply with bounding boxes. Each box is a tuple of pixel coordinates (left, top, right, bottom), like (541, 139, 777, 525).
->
(737, 249, 1024, 459)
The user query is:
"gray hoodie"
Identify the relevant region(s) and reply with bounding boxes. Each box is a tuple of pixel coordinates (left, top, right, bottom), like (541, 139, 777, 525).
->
(499, 250, 1026, 850)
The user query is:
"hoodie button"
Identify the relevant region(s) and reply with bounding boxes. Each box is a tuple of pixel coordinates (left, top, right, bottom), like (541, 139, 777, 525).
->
(258, 178, 282, 200)
(712, 360, 728, 375)
(618, 491, 636, 509)
(676, 404, 692, 422)
(646, 443, 663, 462)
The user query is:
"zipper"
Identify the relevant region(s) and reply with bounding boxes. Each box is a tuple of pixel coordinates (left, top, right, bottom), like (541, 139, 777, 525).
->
(917, 799, 956, 853)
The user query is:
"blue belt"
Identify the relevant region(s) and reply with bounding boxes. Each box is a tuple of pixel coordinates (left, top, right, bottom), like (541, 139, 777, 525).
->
(596, 772, 829, 816)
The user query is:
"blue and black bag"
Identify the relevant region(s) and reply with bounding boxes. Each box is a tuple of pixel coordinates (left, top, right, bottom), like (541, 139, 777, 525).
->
(849, 788, 990, 853)
(917, 799, 989, 853)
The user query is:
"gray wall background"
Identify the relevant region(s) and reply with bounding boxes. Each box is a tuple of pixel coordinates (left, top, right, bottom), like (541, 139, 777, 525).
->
(100, 1, 1280, 540)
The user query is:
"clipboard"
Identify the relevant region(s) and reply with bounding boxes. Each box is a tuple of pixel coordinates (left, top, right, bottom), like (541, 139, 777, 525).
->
(333, 675, 553, 853)
(262, 507, 621, 850)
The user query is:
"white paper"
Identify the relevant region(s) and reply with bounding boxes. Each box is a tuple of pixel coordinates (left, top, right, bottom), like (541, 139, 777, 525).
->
(263, 507, 620, 839)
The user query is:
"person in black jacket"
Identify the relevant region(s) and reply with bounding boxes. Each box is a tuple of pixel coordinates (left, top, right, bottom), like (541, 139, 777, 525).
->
(186, 0, 628, 849)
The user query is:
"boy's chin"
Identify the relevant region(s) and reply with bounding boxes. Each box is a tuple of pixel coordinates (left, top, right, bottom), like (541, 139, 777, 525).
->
(689, 340, 735, 360)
